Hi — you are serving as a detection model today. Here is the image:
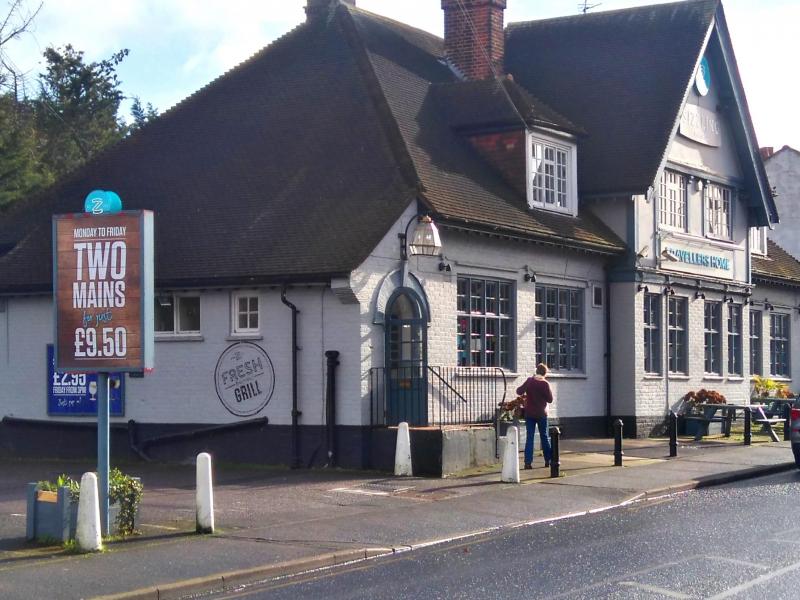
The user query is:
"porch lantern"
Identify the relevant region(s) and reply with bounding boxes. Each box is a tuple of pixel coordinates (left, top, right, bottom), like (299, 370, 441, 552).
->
(400, 214, 442, 260)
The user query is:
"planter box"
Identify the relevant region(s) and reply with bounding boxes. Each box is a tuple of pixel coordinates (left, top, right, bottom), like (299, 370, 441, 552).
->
(26, 481, 140, 543)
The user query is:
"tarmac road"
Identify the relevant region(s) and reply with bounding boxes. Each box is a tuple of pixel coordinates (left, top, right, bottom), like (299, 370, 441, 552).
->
(212, 470, 800, 600)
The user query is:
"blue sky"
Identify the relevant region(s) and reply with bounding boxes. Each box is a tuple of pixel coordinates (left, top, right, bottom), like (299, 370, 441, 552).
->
(6, 0, 799, 150)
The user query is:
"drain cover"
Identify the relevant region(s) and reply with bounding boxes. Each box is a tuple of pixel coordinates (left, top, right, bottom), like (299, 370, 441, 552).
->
(329, 480, 415, 496)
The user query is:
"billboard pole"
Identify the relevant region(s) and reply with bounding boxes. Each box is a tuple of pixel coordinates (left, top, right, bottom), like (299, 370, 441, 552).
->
(98, 372, 109, 535)
(53, 189, 154, 540)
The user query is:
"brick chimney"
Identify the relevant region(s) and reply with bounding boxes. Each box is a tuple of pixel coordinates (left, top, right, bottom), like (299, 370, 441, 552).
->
(306, 0, 354, 21)
(441, 0, 506, 80)
(759, 147, 775, 161)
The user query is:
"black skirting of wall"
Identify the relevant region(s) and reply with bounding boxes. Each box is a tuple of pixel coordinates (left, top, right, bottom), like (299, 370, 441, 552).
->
(550, 416, 607, 438)
(0, 416, 608, 473)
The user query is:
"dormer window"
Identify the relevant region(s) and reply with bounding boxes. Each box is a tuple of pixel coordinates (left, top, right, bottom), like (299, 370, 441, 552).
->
(526, 131, 577, 216)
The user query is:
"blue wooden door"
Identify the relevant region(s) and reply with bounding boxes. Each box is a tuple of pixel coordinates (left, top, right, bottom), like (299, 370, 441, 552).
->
(386, 290, 427, 426)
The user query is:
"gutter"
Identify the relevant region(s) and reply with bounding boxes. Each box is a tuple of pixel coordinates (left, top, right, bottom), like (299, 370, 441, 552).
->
(281, 286, 302, 469)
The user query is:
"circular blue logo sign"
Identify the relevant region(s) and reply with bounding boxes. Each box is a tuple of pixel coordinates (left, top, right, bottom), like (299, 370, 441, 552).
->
(84, 190, 122, 214)
(695, 56, 711, 97)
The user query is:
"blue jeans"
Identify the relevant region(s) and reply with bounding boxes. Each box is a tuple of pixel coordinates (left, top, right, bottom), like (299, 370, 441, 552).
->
(525, 416, 552, 466)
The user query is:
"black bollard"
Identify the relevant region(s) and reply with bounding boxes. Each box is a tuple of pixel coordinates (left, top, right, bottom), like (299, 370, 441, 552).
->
(614, 419, 624, 466)
(744, 407, 752, 446)
(549, 426, 560, 478)
(669, 411, 678, 457)
(784, 404, 792, 442)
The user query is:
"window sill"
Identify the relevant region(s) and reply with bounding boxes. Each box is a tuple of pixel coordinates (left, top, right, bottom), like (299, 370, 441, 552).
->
(155, 334, 204, 342)
(643, 374, 663, 379)
(727, 376, 745, 382)
(546, 372, 587, 379)
(453, 369, 516, 379)
(702, 375, 724, 381)
(226, 334, 263, 342)
(528, 203, 576, 218)
(769, 376, 792, 382)
(668, 374, 690, 380)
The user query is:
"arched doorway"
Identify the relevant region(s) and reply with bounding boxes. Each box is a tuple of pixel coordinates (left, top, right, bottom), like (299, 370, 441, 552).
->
(385, 289, 428, 426)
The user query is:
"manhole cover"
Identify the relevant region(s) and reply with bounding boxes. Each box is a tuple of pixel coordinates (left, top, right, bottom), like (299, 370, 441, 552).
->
(329, 480, 415, 496)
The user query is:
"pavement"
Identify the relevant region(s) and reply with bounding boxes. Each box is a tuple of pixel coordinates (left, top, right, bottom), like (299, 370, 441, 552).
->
(0, 434, 797, 600)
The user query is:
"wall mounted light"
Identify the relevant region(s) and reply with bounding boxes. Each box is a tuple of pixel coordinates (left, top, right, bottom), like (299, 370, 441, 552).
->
(661, 248, 679, 262)
(637, 284, 649, 293)
(764, 299, 775, 311)
(399, 214, 442, 261)
(438, 260, 452, 272)
(694, 280, 705, 300)
(523, 266, 536, 283)
(664, 286, 676, 296)
(157, 295, 172, 307)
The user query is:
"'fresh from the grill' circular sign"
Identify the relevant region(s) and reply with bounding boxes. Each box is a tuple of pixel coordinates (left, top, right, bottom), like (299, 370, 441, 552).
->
(214, 342, 275, 416)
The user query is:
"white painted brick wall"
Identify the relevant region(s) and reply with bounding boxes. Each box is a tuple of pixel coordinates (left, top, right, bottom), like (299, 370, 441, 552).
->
(352, 203, 610, 422)
(0, 287, 360, 426)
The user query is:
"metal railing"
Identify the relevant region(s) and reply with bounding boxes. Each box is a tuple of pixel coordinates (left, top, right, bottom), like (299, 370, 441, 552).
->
(369, 365, 507, 427)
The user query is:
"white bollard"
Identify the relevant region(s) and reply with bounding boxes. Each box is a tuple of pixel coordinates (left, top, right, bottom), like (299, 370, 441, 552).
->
(501, 426, 520, 483)
(196, 452, 215, 534)
(394, 422, 413, 477)
(76, 472, 102, 552)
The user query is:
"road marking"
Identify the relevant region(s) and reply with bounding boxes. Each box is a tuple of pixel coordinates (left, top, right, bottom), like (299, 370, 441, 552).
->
(9, 513, 24, 517)
(619, 581, 693, 598)
(142, 523, 180, 531)
(707, 557, 800, 599)
(329, 487, 412, 497)
(704, 556, 768, 570)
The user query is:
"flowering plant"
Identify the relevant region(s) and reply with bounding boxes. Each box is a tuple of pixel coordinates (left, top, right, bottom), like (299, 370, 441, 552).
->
(498, 396, 524, 421)
(682, 389, 726, 414)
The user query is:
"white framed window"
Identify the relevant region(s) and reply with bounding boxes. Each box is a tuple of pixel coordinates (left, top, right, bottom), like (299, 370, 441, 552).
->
(155, 294, 201, 335)
(706, 182, 733, 241)
(232, 293, 260, 335)
(534, 285, 583, 372)
(659, 170, 687, 232)
(750, 226, 767, 256)
(526, 131, 577, 215)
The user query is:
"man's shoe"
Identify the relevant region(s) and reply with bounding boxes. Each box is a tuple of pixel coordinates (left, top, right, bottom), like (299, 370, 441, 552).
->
(524, 463, 533, 470)
(544, 461, 551, 467)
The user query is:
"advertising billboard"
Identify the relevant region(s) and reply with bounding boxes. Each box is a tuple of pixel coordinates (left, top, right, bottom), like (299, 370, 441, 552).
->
(53, 210, 154, 372)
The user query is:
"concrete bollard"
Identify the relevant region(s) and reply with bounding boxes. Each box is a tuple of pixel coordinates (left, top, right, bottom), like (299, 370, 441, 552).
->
(196, 452, 215, 534)
(501, 426, 520, 483)
(394, 422, 413, 477)
(76, 472, 102, 552)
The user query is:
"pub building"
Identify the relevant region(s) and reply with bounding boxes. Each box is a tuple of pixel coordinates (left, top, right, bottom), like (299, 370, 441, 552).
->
(0, 0, 795, 474)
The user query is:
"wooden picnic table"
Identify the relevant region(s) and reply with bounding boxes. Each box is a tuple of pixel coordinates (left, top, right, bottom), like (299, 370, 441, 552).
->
(693, 402, 785, 442)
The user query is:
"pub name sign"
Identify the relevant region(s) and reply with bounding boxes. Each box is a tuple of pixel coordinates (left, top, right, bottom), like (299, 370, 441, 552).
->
(53, 210, 154, 372)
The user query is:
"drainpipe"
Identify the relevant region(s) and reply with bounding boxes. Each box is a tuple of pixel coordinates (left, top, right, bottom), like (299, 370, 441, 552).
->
(325, 350, 340, 467)
(604, 267, 612, 428)
(281, 286, 302, 469)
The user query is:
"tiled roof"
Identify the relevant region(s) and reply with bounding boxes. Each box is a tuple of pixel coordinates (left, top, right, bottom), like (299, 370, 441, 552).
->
(431, 78, 584, 135)
(0, 3, 625, 294)
(349, 7, 625, 254)
(505, 0, 720, 197)
(752, 240, 800, 287)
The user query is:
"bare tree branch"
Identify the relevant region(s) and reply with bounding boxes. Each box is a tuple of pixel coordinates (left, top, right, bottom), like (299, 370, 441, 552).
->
(0, 0, 42, 48)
